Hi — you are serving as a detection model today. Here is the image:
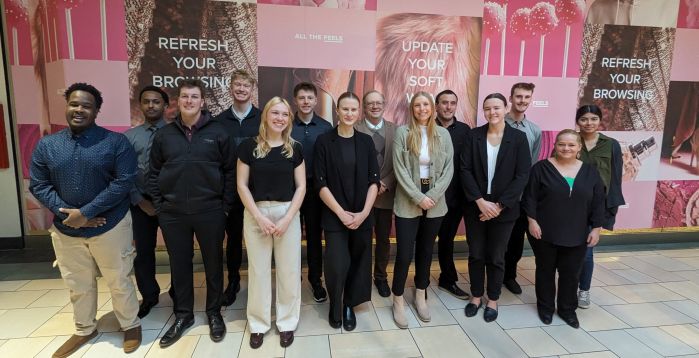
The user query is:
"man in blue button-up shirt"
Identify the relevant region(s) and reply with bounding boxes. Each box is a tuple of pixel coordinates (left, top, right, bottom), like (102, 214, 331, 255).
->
(29, 83, 141, 357)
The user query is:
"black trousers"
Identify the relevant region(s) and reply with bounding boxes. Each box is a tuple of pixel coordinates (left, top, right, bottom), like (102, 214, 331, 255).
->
(392, 214, 443, 296)
(300, 187, 324, 285)
(504, 210, 529, 281)
(130, 204, 161, 302)
(372, 207, 393, 281)
(436, 205, 466, 286)
(225, 202, 244, 287)
(324, 229, 372, 321)
(529, 237, 587, 316)
(159, 210, 226, 319)
(465, 215, 515, 300)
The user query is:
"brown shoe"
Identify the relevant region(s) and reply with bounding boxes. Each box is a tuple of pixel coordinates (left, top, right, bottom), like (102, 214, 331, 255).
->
(52, 331, 98, 358)
(249, 333, 264, 349)
(123, 325, 142, 353)
(279, 331, 294, 348)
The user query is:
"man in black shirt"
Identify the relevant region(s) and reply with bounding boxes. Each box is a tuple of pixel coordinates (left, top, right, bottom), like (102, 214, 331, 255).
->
(290, 82, 332, 302)
(435, 90, 471, 300)
(214, 70, 261, 306)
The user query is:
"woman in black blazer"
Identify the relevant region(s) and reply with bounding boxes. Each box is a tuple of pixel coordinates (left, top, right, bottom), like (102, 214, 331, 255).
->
(314, 92, 380, 331)
(523, 129, 605, 328)
(460, 93, 531, 322)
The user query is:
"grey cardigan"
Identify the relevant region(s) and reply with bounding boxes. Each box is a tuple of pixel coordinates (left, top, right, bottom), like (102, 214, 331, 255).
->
(392, 125, 454, 218)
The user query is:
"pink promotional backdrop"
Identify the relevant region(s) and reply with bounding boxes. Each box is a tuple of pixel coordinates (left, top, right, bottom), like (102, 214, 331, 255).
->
(3, 0, 699, 234)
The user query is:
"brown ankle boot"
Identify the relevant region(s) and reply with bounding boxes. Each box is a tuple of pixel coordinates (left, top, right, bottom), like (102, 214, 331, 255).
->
(52, 331, 98, 358)
(123, 326, 142, 353)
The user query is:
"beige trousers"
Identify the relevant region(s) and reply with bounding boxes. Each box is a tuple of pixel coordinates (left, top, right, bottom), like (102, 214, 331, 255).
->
(244, 201, 301, 333)
(50, 213, 140, 336)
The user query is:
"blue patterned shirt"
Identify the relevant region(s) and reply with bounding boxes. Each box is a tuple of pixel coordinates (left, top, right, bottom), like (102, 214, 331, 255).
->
(29, 124, 137, 237)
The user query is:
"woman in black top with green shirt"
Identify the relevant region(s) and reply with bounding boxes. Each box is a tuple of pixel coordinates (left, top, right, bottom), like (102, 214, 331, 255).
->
(524, 129, 605, 328)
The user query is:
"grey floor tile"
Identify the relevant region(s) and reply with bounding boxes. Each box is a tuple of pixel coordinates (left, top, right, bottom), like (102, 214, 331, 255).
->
(328, 330, 420, 358)
(589, 330, 661, 358)
(602, 302, 695, 327)
(602, 283, 684, 304)
(543, 325, 606, 354)
(410, 325, 482, 358)
(625, 327, 697, 356)
(451, 309, 527, 358)
(507, 327, 568, 357)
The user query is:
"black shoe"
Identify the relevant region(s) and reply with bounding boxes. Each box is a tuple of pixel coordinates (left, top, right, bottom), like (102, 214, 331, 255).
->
(137, 298, 159, 319)
(374, 279, 391, 298)
(483, 306, 499, 322)
(221, 282, 241, 306)
(538, 310, 553, 325)
(159, 317, 194, 348)
(438, 283, 470, 300)
(342, 305, 356, 331)
(249, 333, 264, 349)
(208, 313, 226, 342)
(311, 282, 328, 303)
(464, 301, 483, 317)
(503, 279, 522, 295)
(328, 305, 342, 329)
(559, 312, 580, 329)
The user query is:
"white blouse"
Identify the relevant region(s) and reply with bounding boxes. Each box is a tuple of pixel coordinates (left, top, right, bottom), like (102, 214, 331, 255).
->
(486, 140, 500, 194)
(419, 126, 430, 178)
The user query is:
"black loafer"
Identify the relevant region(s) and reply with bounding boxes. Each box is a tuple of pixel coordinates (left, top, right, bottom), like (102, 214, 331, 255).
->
(279, 331, 294, 348)
(250, 333, 264, 349)
(159, 317, 194, 348)
(374, 279, 391, 298)
(483, 306, 498, 322)
(137, 298, 159, 319)
(222, 282, 241, 306)
(538, 310, 553, 325)
(438, 283, 470, 300)
(464, 301, 483, 317)
(503, 279, 522, 295)
(559, 312, 580, 329)
(208, 313, 226, 342)
(342, 305, 356, 331)
(328, 305, 342, 329)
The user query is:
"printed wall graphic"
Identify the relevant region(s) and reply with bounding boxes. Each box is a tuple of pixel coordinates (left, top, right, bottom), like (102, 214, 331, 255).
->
(586, 0, 680, 27)
(653, 180, 699, 228)
(658, 81, 699, 180)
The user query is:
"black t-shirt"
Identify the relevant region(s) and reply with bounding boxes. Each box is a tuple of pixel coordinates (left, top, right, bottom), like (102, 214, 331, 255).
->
(238, 138, 304, 202)
(338, 135, 356, 203)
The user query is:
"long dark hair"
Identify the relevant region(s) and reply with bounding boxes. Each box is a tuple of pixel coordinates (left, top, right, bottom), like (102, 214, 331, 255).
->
(575, 104, 603, 123)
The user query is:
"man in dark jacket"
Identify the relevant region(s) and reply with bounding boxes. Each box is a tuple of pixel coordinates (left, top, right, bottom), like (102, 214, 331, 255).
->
(214, 69, 261, 306)
(149, 79, 235, 347)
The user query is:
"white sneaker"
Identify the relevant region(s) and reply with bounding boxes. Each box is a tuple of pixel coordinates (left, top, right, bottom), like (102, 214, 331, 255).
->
(578, 290, 591, 309)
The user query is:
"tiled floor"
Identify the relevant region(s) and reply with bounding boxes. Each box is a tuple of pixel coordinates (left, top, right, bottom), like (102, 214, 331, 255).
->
(3, 248, 699, 357)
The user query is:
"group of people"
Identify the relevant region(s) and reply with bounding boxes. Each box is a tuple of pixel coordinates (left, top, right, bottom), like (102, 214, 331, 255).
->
(28, 73, 624, 357)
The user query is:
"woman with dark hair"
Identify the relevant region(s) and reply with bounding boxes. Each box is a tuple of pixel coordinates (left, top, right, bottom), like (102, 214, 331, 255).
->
(460, 93, 531, 322)
(391, 91, 454, 328)
(575, 104, 625, 309)
(524, 129, 605, 328)
(314, 92, 380, 331)
(237, 97, 305, 349)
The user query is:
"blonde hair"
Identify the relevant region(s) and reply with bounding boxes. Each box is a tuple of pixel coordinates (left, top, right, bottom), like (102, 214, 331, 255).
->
(254, 97, 296, 159)
(230, 69, 256, 86)
(406, 92, 439, 156)
(556, 129, 583, 146)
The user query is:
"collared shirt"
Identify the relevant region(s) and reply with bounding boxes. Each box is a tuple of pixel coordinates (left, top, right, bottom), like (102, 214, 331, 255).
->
(231, 103, 252, 123)
(180, 114, 209, 142)
(506, 113, 542, 166)
(124, 118, 166, 204)
(29, 124, 137, 237)
(290, 112, 332, 179)
(364, 118, 384, 130)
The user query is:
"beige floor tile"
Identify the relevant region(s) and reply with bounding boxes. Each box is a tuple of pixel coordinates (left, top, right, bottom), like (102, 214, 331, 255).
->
(602, 302, 695, 327)
(35, 334, 98, 358)
(301, 279, 326, 306)
(508, 327, 568, 357)
(625, 327, 697, 356)
(374, 306, 421, 330)
(576, 304, 629, 332)
(543, 325, 606, 354)
(592, 267, 633, 286)
(636, 255, 695, 271)
(0, 280, 29, 291)
(29, 289, 71, 308)
(609, 269, 658, 284)
(558, 352, 619, 358)
(660, 324, 699, 351)
(661, 280, 699, 300)
(617, 256, 685, 282)
(518, 285, 538, 304)
(0, 336, 54, 357)
(237, 326, 285, 358)
(598, 261, 630, 270)
(451, 308, 528, 358)
(494, 304, 565, 329)
(145, 335, 199, 357)
(588, 287, 627, 306)
(294, 303, 341, 336)
(31, 312, 77, 337)
(328, 330, 420, 358)
(403, 286, 456, 327)
(518, 256, 537, 270)
(345, 302, 382, 333)
(603, 283, 683, 304)
(0, 339, 5, 348)
(677, 257, 699, 269)
(520, 269, 537, 284)
(411, 325, 482, 358)
(138, 307, 172, 331)
(0, 290, 47, 309)
(662, 300, 699, 321)
(18, 279, 68, 291)
(285, 335, 331, 358)
(60, 293, 112, 313)
(191, 332, 244, 358)
(0, 306, 62, 339)
(661, 249, 699, 258)
(589, 330, 661, 358)
(83, 329, 160, 358)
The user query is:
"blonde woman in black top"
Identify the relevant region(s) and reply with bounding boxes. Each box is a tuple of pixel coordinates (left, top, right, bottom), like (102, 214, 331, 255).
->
(238, 97, 306, 349)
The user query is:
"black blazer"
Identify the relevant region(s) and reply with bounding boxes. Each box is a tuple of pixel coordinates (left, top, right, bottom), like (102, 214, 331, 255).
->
(314, 128, 381, 231)
(460, 123, 531, 222)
